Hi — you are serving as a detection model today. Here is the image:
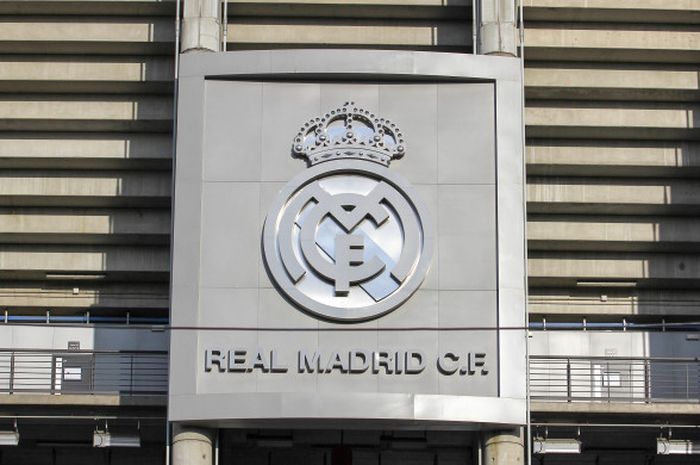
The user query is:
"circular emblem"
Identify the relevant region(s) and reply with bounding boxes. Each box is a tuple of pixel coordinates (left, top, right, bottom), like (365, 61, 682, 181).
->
(262, 102, 433, 322)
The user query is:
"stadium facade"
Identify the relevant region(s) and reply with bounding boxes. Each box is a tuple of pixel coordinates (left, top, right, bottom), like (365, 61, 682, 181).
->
(0, 1, 698, 464)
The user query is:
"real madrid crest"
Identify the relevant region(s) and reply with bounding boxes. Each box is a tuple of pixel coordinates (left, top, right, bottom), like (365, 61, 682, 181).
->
(262, 102, 434, 322)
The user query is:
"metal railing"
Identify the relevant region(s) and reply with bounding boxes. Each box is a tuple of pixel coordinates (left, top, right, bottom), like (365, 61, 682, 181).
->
(0, 349, 168, 396)
(2, 350, 697, 403)
(530, 356, 700, 403)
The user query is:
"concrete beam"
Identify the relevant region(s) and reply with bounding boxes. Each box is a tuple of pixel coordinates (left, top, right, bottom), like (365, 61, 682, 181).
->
(0, 393, 167, 406)
(529, 288, 700, 316)
(0, 245, 169, 275)
(0, 96, 172, 132)
(525, 65, 700, 102)
(524, 0, 700, 24)
(526, 141, 700, 177)
(0, 18, 175, 54)
(0, 171, 171, 207)
(0, 56, 174, 94)
(527, 178, 700, 215)
(0, 1, 176, 16)
(525, 26, 700, 63)
(0, 282, 168, 310)
(0, 208, 170, 245)
(529, 252, 700, 286)
(0, 134, 171, 170)
(524, 0, 699, 11)
(531, 401, 700, 416)
(228, 0, 471, 5)
(0, 18, 174, 42)
(226, 1, 470, 20)
(0, 56, 173, 82)
(525, 103, 699, 140)
(225, 19, 471, 48)
(528, 216, 700, 252)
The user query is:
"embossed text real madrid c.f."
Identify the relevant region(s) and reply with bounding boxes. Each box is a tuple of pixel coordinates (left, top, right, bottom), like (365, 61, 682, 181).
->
(262, 102, 434, 322)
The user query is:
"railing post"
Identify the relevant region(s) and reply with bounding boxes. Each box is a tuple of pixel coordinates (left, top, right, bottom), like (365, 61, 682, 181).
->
(606, 361, 611, 402)
(130, 353, 135, 394)
(629, 363, 632, 401)
(566, 358, 572, 402)
(8, 352, 14, 394)
(644, 359, 651, 403)
(91, 353, 96, 394)
(686, 363, 690, 401)
(50, 354, 56, 395)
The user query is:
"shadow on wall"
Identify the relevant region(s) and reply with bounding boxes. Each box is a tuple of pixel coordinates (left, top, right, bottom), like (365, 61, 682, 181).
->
(646, 140, 700, 400)
(527, 134, 700, 401)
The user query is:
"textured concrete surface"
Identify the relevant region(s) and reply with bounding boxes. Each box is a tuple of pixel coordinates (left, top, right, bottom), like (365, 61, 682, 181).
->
(528, 217, 700, 251)
(529, 289, 700, 316)
(531, 401, 700, 416)
(529, 253, 700, 281)
(172, 425, 215, 465)
(483, 430, 524, 465)
(226, 20, 471, 47)
(0, 282, 168, 309)
(526, 142, 700, 176)
(0, 393, 166, 406)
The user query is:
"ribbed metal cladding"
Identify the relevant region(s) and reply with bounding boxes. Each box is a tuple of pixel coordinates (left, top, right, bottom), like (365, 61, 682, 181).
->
(0, 1, 175, 319)
(523, 0, 700, 320)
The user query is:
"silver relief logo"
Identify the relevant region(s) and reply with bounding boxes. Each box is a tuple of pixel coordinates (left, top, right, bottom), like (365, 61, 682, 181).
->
(262, 102, 433, 321)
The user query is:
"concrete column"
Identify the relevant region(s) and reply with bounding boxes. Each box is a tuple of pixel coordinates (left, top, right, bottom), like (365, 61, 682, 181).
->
(181, 0, 221, 53)
(479, 0, 517, 56)
(483, 429, 524, 465)
(172, 424, 216, 465)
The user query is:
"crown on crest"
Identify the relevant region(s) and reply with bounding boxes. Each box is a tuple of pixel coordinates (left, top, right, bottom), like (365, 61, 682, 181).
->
(292, 102, 406, 167)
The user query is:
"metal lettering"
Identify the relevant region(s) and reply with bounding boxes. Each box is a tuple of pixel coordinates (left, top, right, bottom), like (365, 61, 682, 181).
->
(251, 350, 270, 373)
(270, 350, 288, 373)
(205, 348, 486, 377)
(405, 351, 426, 374)
(298, 351, 321, 373)
(437, 352, 460, 375)
(325, 351, 349, 373)
(349, 350, 369, 373)
(468, 353, 488, 375)
(204, 349, 225, 372)
(228, 349, 247, 372)
(372, 351, 393, 374)
(395, 350, 403, 374)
